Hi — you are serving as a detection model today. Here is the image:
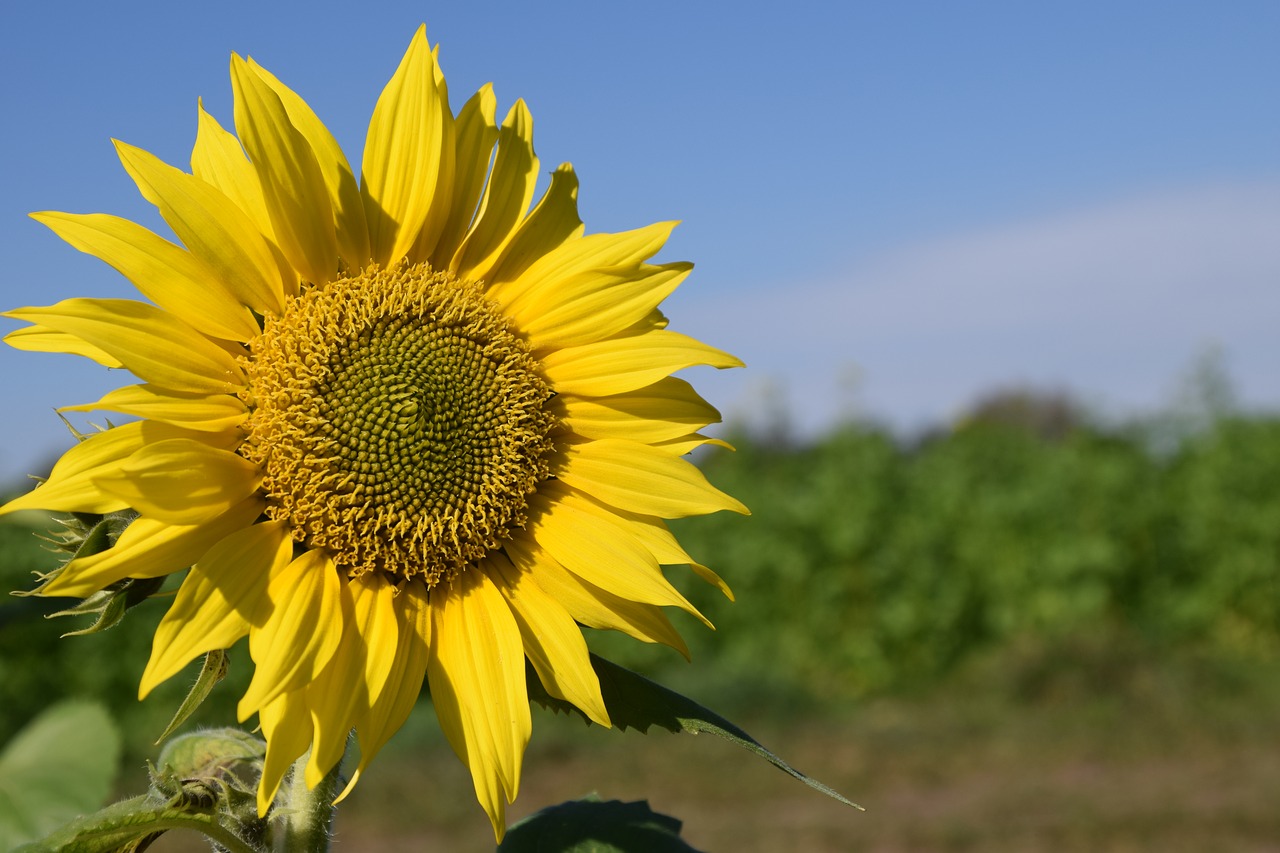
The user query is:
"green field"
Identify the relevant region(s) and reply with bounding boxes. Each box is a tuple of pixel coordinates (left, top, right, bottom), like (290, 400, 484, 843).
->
(5, 404, 1280, 850)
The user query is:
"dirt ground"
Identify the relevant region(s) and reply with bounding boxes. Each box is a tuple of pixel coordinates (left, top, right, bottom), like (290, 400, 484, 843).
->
(130, 646, 1280, 851)
(323, 679, 1280, 852)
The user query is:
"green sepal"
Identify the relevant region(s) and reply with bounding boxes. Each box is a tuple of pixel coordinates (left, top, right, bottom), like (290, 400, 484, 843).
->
(44, 511, 137, 561)
(500, 795, 701, 852)
(47, 576, 167, 636)
(527, 654, 862, 811)
(12, 512, 128, 600)
(154, 650, 230, 743)
(14, 509, 164, 636)
(62, 515, 117, 558)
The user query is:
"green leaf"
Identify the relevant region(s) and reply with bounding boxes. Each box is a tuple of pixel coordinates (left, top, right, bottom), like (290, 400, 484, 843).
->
(10, 794, 263, 853)
(154, 650, 230, 743)
(528, 655, 862, 810)
(500, 795, 700, 853)
(0, 701, 122, 851)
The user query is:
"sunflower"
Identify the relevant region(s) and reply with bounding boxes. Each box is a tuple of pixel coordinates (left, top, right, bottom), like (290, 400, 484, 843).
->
(2, 25, 745, 839)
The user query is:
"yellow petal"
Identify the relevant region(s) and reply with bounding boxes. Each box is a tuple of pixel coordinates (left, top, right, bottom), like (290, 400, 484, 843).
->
(654, 433, 734, 456)
(514, 262, 691, 352)
(4, 324, 123, 368)
(341, 576, 430, 802)
(553, 376, 721, 443)
(505, 535, 690, 658)
(0, 422, 149, 517)
(526, 486, 706, 624)
(44, 495, 266, 598)
(578, 497, 734, 601)
(257, 688, 314, 817)
(358, 574, 414, 704)
(92, 438, 261, 525)
(139, 519, 289, 696)
(487, 220, 674, 310)
(485, 551, 610, 726)
(6, 298, 245, 394)
(427, 567, 530, 842)
(554, 438, 748, 518)
(232, 55, 338, 286)
(540, 329, 743, 397)
(451, 100, 537, 282)
(615, 516, 734, 600)
(686, 562, 735, 601)
(191, 98, 276, 241)
(429, 85, 499, 267)
(247, 58, 371, 269)
(31, 211, 258, 341)
(329, 575, 397, 799)
(115, 140, 286, 316)
(361, 25, 454, 266)
(483, 164, 583, 286)
(626, 307, 670, 335)
(239, 548, 344, 718)
(304, 575, 368, 788)
(61, 384, 247, 432)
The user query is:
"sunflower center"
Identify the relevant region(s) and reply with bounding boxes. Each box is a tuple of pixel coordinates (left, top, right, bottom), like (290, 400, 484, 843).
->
(239, 263, 556, 584)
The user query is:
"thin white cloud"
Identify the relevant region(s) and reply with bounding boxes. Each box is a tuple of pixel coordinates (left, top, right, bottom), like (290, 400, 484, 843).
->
(682, 181, 1280, 434)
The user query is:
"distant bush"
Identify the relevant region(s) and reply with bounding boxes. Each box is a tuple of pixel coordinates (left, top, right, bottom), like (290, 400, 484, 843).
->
(659, 413, 1280, 701)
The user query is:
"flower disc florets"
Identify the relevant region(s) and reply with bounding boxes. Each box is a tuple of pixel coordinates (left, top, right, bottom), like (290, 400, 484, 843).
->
(240, 263, 556, 584)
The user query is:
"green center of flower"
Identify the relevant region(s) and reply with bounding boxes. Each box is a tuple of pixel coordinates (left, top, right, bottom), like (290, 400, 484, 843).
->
(239, 263, 556, 584)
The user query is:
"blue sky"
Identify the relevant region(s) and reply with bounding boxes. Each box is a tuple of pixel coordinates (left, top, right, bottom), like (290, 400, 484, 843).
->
(2, 1, 1277, 478)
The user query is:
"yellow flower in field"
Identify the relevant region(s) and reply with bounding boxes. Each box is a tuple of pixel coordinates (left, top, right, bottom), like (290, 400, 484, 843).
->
(3, 26, 745, 839)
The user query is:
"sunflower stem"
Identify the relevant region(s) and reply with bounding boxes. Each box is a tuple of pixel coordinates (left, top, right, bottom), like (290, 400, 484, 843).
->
(274, 748, 342, 853)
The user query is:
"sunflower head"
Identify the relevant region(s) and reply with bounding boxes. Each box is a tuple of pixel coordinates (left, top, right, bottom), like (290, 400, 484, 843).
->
(4, 24, 745, 841)
(241, 261, 556, 584)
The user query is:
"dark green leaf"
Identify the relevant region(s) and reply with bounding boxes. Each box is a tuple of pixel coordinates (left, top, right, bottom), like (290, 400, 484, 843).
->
(500, 795, 700, 853)
(0, 701, 121, 850)
(528, 655, 861, 810)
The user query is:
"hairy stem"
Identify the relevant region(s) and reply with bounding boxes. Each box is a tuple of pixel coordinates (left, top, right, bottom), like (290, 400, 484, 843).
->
(273, 748, 343, 853)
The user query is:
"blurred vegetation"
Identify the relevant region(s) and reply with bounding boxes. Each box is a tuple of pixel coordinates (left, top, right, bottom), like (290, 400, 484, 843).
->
(598, 387, 1280, 711)
(3, 380, 1280, 763)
